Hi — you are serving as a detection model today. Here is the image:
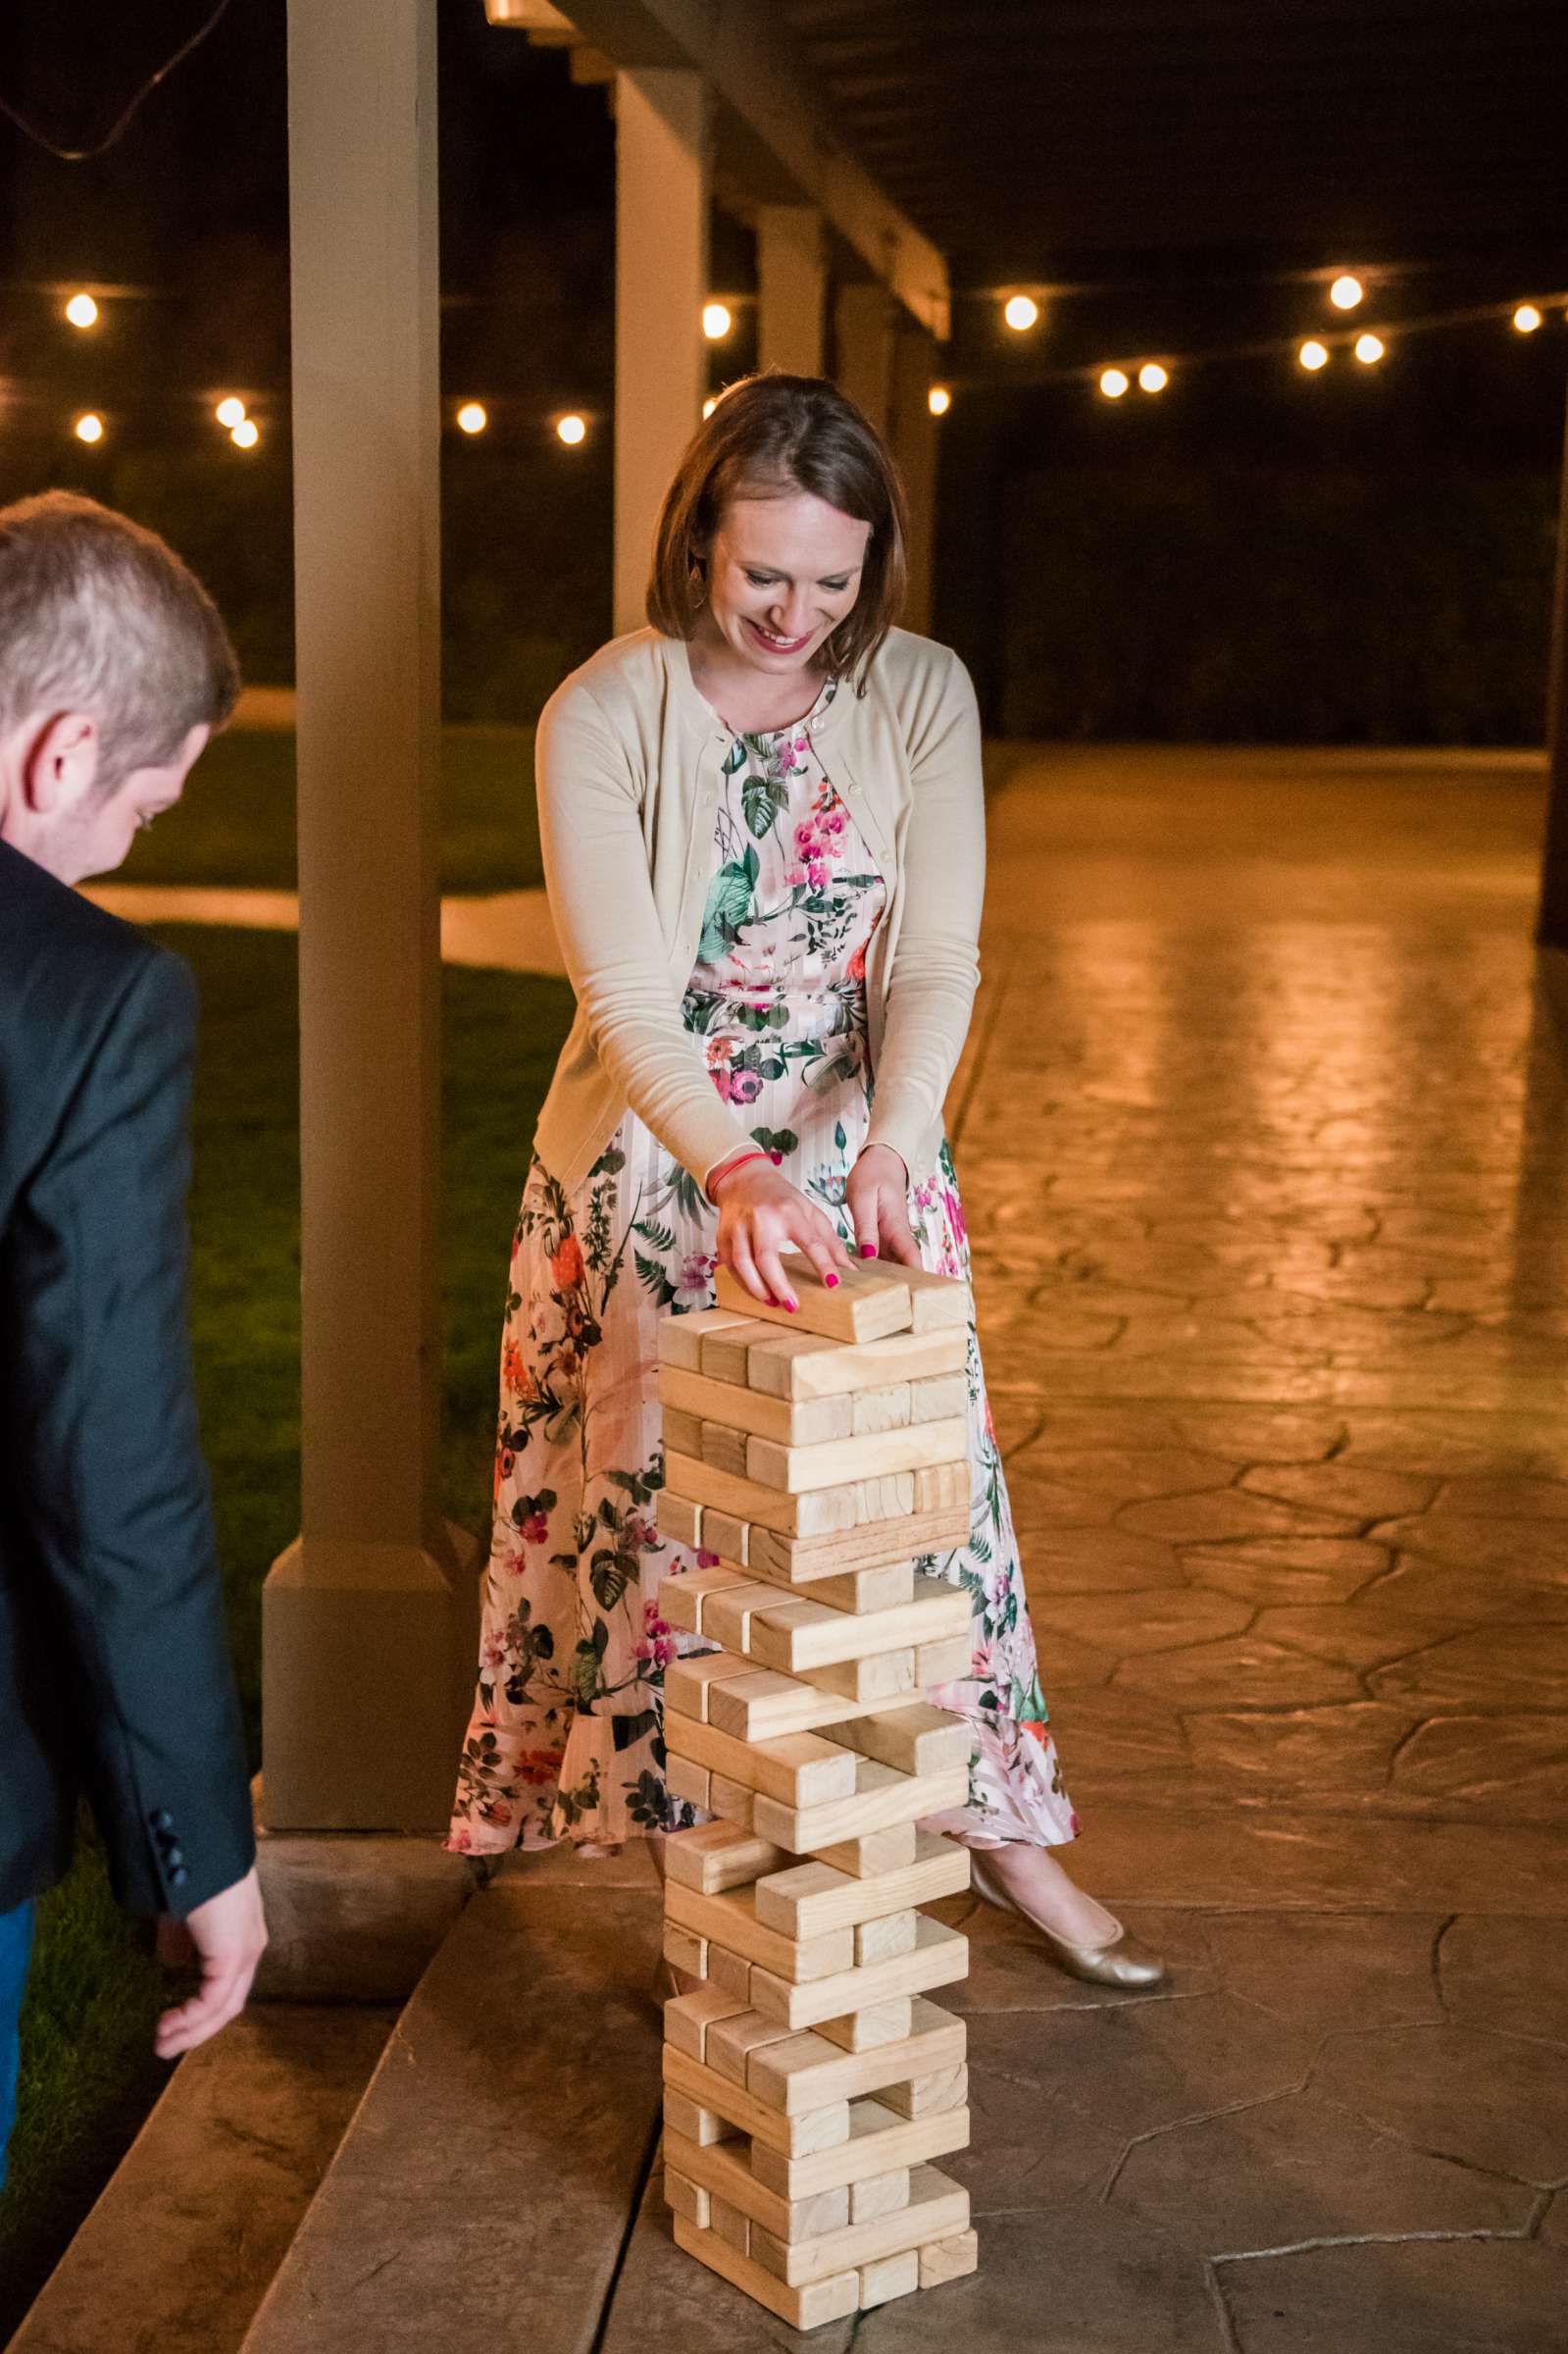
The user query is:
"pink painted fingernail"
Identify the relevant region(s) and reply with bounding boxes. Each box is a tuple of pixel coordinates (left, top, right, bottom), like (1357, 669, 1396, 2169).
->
(860, 1245, 877, 1258)
(769, 1151, 784, 1165)
(825, 1273, 839, 1289)
(784, 1300, 797, 1313)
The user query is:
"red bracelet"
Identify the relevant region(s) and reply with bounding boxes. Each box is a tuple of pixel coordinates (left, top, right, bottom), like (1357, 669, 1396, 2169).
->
(706, 1146, 784, 1203)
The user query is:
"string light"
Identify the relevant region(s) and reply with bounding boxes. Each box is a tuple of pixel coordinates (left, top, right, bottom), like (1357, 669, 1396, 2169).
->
(1003, 294, 1039, 333)
(556, 413, 586, 446)
(1098, 367, 1130, 399)
(1137, 362, 1168, 393)
(1513, 303, 1543, 333)
(1329, 275, 1364, 311)
(702, 302, 732, 341)
(65, 292, 99, 330)
(456, 401, 487, 435)
(215, 395, 246, 429)
(1354, 333, 1386, 366)
(74, 412, 105, 443)
(928, 384, 951, 416)
(702, 395, 718, 419)
(230, 418, 260, 449)
(1298, 339, 1330, 372)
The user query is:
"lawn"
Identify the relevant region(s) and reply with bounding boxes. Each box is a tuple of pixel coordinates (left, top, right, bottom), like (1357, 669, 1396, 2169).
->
(0, 924, 576, 2334)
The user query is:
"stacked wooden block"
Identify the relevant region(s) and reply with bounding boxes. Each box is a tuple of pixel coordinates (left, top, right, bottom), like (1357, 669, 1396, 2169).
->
(654, 1253, 981, 2329)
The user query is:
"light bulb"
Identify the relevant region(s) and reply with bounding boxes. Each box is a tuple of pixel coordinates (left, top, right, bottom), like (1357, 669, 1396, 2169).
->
(702, 303, 733, 340)
(1003, 294, 1038, 333)
(1137, 362, 1168, 393)
(1298, 339, 1330, 372)
(1513, 304, 1543, 334)
(1329, 275, 1364, 311)
(230, 419, 260, 449)
(215, 396, 247, 429)
(928, 385, 951, 416)
(456, 402, 487, 435)
(65, 293, 99, 330)
(1353, 333, 1385, 365)
(557, 413, 587, 446)
(702, 396, 718, 419)
(74, 412, 105, 443)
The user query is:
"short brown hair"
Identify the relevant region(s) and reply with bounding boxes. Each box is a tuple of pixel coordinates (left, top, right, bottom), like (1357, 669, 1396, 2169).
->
(646, 374, 908, 691)
(0, 490, 240, 794)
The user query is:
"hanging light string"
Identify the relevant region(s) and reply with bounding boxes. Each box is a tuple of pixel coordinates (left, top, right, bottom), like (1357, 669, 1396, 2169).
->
(0, 1, 235, 163)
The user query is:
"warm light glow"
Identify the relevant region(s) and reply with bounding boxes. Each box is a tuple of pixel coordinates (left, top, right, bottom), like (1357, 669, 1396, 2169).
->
(702, 396, 718, 419)
(702, 302, 733, 340)
(1003, 294, 1039, 333)
(1329, 275, 1364, 311)
(556, 413, 587, 445)
(456, 401, 488, 435)
(928, 384, 951, 416)
(215, 396, 247, 429)
(65, 292, 99, 330)
(230, 419, 260, 449)
(74, 412, 105, 443)
(1513, 303, 1543, 334)
(1353, 333, 1386, 366)
(1098, 368, 1130, 398)
(1298, 339, 1330, 372)
(1137, 362, 1169, 393)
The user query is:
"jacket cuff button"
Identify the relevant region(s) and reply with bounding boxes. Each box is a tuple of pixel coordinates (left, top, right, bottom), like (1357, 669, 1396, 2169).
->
(169, 1866, 190, 1889)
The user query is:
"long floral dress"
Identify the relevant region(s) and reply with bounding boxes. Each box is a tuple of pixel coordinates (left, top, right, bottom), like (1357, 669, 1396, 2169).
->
(448, 679, 1079, 1857)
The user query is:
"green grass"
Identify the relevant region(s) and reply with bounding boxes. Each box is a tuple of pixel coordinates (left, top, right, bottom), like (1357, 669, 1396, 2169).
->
(0, 926, 576, 2334)
(119, 724, 543, 896)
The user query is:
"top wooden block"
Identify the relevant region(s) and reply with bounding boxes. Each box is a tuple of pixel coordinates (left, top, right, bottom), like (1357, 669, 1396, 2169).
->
(657, 1305, 758, 1372)
(716, 1257, 913, 1345)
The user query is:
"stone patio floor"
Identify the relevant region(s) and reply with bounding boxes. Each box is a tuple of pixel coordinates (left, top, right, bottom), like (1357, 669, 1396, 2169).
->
(619, 746, 1568, 2352)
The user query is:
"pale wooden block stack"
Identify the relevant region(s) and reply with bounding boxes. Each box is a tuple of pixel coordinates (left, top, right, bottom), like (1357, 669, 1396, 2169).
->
(653, 1254, 981, 2329)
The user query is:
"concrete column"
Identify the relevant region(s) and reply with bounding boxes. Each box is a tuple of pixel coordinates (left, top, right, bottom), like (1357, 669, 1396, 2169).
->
(834, 281, 895, 435)
(615, 68, 710, 638)
(757, 205, 825, 378)
(887, 321, 939, 638)
(263, 0, 478, 1832)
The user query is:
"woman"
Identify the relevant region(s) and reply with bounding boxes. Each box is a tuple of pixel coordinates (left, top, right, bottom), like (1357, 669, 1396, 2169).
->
(448, 375, 1162, 1987)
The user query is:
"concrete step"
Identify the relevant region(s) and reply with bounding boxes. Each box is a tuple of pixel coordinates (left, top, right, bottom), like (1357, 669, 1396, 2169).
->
(238, 1863, 665, 2353)
(9, 2005, 397, 2354)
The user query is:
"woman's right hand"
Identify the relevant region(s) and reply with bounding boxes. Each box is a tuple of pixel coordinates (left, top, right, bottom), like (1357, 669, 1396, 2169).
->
(711, 1160, 854, 1310)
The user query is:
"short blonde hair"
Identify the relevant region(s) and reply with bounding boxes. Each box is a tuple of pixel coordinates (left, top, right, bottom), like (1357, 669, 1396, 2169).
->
(0, 490, 239, 793)
(646, 375, 908, 691)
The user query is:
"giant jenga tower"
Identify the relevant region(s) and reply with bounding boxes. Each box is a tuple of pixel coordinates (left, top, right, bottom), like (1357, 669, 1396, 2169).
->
(653, 1252, 981, 2329)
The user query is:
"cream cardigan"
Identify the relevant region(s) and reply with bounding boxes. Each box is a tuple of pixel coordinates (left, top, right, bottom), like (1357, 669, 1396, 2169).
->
(529, 624, 986, 1198)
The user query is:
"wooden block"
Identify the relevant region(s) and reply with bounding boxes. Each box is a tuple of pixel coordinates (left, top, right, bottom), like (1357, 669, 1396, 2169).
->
(664, 1820, 786, 1895)
(662, 1405, 704, 1459)
(881, 2064, 969, 2121)
(660, 1363, 851, 1446)
(664, 2090, 735, 2146)
(852, 2172, 913, 2226)
(664, 1881, 856, 1985)
(701, 1578, 792, 1654)
(858, 2246, 919, 2304)
(816, 1998, 914, 2052)
(664, 2126, 851, 2243)
(746, 1418, 968, 1497)
(663, 1985, 749, 2063)
(916, 1633, 973, 1686)
(747, 1323, 967, 1402)
(664, 1653, 754, 1722)
(708, 1944, 753, 2002)
(664, 2042, 852, 2159)
(658, 1306, 753, 1371)
(663, 2168, 710, 2227)
(855, 1910, 920, 1965)
(747, 1575, 971, 1674)
(742, 2000, 967, 2118)
(910, 1370, 968, 1422)
(709, 1663, 934, 1743)
(851, 1382, 911, 1435)
(898, 1264, 970, 1330)
(914, 1460, 969, 1513)
(666, 1755, 711, 1809)
(706, 2007, 799, 2091)
(819, 1822, 922, 1879)
(656, 1490, 702, 1550)
(826, 1705, 972, 1779)
(700, 1418, 751, 1479)
(667, 1713, 860, 1810)
(700, 1508, 749, 1565)
(748, 2094, 971, 2201)
(747, 2163, 970, 2287)
(673, 2218, 859, 2330)
(918, 2227, 980, 2288)
(709, 1773, 756, 1830)
(755, 1834, 971, 1939)
(663, 1921, 707, 1978)
(664, 1450, 862, 1538)
(744, 1917, 969, 2034)
(811, 1561, 917, 1615)
(801, 1649, 917, 1704)
(717, 1255, 912, 1344)
(699, 1316, 780, 1385)
(750, 1507, 969, 1583)
(708, 2194, 750, 2253)
(657, 1561, 741, 1633)
(857, 1471, 917, 1524)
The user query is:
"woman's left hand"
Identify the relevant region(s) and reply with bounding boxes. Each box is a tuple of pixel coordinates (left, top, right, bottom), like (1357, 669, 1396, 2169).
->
(845, 1144, 919, 1265)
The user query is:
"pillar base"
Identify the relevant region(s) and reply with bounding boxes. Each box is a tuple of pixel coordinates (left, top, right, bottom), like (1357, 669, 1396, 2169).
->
(261, 1523, 482, 1834)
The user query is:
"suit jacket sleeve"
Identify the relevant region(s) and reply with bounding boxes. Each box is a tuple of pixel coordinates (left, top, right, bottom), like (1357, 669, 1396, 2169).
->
(2, 947, 255, 1915)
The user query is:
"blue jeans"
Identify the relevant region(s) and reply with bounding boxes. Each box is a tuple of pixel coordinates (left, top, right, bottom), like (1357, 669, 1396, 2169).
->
(1, 1899, 34, 2192)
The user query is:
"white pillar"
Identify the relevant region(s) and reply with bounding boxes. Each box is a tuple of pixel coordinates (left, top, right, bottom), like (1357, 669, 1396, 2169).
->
(888, 322, 939, 638)
(263, 0, 478, 1832)
(757, 205, 825, 379)
(834, 282, 895, 435)
(615, 68, 710, 638)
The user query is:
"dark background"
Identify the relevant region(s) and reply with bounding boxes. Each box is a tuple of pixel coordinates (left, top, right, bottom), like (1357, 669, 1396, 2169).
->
(1, 0, 1564, 739)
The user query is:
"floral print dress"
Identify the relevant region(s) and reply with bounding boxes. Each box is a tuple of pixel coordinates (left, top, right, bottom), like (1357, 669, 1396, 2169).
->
(448, 679, 1078, 1857)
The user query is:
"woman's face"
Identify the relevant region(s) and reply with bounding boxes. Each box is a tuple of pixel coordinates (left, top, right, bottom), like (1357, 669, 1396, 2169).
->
(701, 490, 872, 672)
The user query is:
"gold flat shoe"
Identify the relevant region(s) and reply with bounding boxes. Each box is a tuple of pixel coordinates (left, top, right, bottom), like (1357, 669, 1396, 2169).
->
(969, 1850, 1167, 1990)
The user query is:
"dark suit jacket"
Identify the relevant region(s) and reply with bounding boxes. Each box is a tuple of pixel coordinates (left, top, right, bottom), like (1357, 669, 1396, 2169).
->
(0, 839, 254, 1917)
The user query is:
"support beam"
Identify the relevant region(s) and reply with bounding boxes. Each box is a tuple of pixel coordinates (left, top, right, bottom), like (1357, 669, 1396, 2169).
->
(1536, 375, 1568, 949)
(887, 323, 939, 639)
(263, 0, 478, 1831)
(615, 66, 710, 638)
(835, 284, 895, 436)
(758, 207, 826, 380)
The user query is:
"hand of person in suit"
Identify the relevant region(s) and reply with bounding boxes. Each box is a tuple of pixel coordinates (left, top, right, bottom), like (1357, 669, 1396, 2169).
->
(845, 1144, 919, 1265)
(153, 1866, 268, 2059)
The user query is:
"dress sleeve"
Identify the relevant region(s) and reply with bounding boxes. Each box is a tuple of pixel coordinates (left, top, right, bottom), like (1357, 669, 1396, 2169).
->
(535, 684, 759, 1190)
(862, 650, 986, 1177)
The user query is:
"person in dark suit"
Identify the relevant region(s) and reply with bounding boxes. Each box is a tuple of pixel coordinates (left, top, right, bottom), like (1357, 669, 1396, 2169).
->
(0, 490, 267, 2186)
